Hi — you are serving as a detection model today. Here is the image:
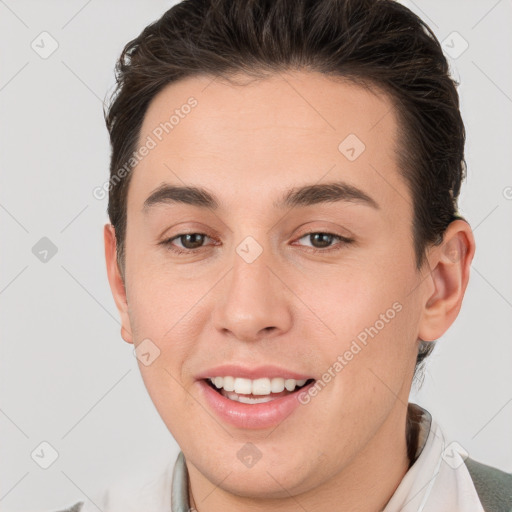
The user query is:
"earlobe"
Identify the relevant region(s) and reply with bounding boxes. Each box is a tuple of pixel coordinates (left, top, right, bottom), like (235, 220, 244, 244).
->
(104, 223, 134, 345)
(418, 220, 476, 342)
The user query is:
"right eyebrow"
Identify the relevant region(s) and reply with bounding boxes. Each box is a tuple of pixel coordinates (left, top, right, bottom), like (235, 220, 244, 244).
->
(142, 183, 218, 212)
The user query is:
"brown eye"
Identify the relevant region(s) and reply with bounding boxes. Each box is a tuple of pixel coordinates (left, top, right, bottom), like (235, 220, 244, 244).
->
(161, 233, 214, 254)
(294, 232, 354, 253)
(307, 233, 336, 249)
(175, 233, 207, 249)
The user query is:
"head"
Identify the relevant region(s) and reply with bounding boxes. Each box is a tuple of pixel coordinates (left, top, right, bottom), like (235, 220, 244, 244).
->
(104, 0, 475, 501)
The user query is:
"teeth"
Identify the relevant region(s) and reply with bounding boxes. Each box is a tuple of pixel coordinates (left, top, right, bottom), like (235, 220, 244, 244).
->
(271, 377, 285, 393)
(223, 375, 235, 392)
(222, 390, 275, 404)
(285, 379, 297, 391)
(252, 378, 271, 395)
(234, 377, 252, 394)
(208, 376, 309, 396)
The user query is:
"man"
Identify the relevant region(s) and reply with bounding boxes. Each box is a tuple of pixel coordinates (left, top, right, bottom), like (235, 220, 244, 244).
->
(60, 0, 512, 510)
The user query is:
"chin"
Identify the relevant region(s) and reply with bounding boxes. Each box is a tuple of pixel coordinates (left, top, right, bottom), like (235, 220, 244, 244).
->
(187, 444, 323, 499)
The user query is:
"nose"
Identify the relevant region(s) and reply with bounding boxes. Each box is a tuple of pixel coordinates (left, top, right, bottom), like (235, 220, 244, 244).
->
(211, 244, 293, 343)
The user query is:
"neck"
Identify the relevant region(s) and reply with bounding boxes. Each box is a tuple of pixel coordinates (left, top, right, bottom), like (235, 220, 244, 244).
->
(186, 400, 416, 512)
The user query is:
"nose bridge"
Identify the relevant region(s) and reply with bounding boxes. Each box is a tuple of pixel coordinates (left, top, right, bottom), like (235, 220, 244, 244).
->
(212, 234, 292, 341)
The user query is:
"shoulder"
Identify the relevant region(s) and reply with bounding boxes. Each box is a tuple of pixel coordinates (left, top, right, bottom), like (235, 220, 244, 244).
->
(464, 457, 512, 512)
(55, 503, 84, 512)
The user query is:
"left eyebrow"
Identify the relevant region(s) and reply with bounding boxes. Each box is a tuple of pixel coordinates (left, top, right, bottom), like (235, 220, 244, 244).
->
(142, 180, 380, 213)
(274, 180, 380, 210)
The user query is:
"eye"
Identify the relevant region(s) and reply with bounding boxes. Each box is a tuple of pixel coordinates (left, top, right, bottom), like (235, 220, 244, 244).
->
(160, 233, 214, 254)
(294, 231, 354, 253)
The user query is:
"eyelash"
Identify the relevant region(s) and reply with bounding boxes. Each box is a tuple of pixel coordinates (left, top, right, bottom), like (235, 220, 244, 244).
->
(160, 231, 354, 255)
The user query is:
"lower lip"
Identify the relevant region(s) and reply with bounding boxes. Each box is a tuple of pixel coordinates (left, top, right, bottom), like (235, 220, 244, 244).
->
(197, 379, 315, 429)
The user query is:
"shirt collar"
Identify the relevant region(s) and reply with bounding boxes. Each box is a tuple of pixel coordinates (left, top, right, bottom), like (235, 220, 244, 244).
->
(171, 451, 190, 512)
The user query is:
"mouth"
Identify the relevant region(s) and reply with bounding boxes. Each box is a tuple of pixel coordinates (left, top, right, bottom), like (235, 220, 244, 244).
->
(204, 376, 315, 404)
(196, 366, 317, 429)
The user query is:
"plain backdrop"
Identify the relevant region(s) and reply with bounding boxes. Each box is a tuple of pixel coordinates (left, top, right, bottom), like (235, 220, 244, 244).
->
(0, 0, 511, 510)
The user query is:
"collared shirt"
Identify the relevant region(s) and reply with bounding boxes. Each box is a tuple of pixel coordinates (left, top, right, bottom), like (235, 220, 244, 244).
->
(383, 404, 484, 512)
(78, 403, 485, 511)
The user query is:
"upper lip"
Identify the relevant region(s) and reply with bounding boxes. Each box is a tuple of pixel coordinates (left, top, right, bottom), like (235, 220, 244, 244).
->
(195, 364, 314, 381)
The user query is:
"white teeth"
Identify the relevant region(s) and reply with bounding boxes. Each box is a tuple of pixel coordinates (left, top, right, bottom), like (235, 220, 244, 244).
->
(222, 390, 275, 404)
(284, 379, 296, 391)
(222, 375, 235, 391)
(234, 377, 252, 394)
(270, 377, 285, 393)
(208, 376, 309, 396)
(252, 378, 271, 395)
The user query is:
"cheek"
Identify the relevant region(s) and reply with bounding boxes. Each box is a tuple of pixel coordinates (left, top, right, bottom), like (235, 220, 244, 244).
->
(126, 257, 209, 342)
(332, 297, 419, 418)
(309, 263, 419, 399)
(125, 280, 195, 407)
(137, 361, 205, 450)
(301, 268, 405, 345)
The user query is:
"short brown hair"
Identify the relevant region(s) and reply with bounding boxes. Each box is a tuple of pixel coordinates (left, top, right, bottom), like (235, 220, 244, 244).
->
(104, 0, 467, 373)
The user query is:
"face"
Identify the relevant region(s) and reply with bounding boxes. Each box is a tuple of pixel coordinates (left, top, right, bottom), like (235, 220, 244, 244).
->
(107, 71, 435, 497)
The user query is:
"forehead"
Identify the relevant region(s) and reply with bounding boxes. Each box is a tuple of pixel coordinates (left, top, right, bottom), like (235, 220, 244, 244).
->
(127, 71, 411, 222)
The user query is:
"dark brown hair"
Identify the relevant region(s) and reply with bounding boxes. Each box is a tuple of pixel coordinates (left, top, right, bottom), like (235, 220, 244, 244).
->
(104, 0, 468, 373)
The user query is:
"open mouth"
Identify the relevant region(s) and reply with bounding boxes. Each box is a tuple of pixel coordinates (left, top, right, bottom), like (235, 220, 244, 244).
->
(204, 377, 315, 404)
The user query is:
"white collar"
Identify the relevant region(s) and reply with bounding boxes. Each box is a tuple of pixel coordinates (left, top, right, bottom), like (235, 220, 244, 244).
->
(383, 403, 484, 512)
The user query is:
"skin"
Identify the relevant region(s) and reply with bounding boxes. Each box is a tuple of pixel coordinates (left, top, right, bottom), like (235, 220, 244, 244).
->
(104, 71, 475, 511)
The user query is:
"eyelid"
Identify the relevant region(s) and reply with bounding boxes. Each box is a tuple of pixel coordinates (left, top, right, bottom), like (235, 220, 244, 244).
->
(294, 228, 353, 241)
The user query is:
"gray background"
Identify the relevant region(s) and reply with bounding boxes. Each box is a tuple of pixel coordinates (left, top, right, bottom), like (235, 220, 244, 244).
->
(0, 0, 511, 510)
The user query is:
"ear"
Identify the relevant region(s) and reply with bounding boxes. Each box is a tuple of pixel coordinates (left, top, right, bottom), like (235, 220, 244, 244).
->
(104, 223, 133, 344)
(417, 219, 476, 342)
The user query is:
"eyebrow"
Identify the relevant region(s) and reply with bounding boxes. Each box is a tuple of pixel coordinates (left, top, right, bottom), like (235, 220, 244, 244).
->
(142, 180, 380, 212)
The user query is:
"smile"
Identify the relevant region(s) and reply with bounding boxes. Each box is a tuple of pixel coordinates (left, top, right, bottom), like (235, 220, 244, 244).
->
(206, 376, 312, 404)
(198, 373, 316, 429)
